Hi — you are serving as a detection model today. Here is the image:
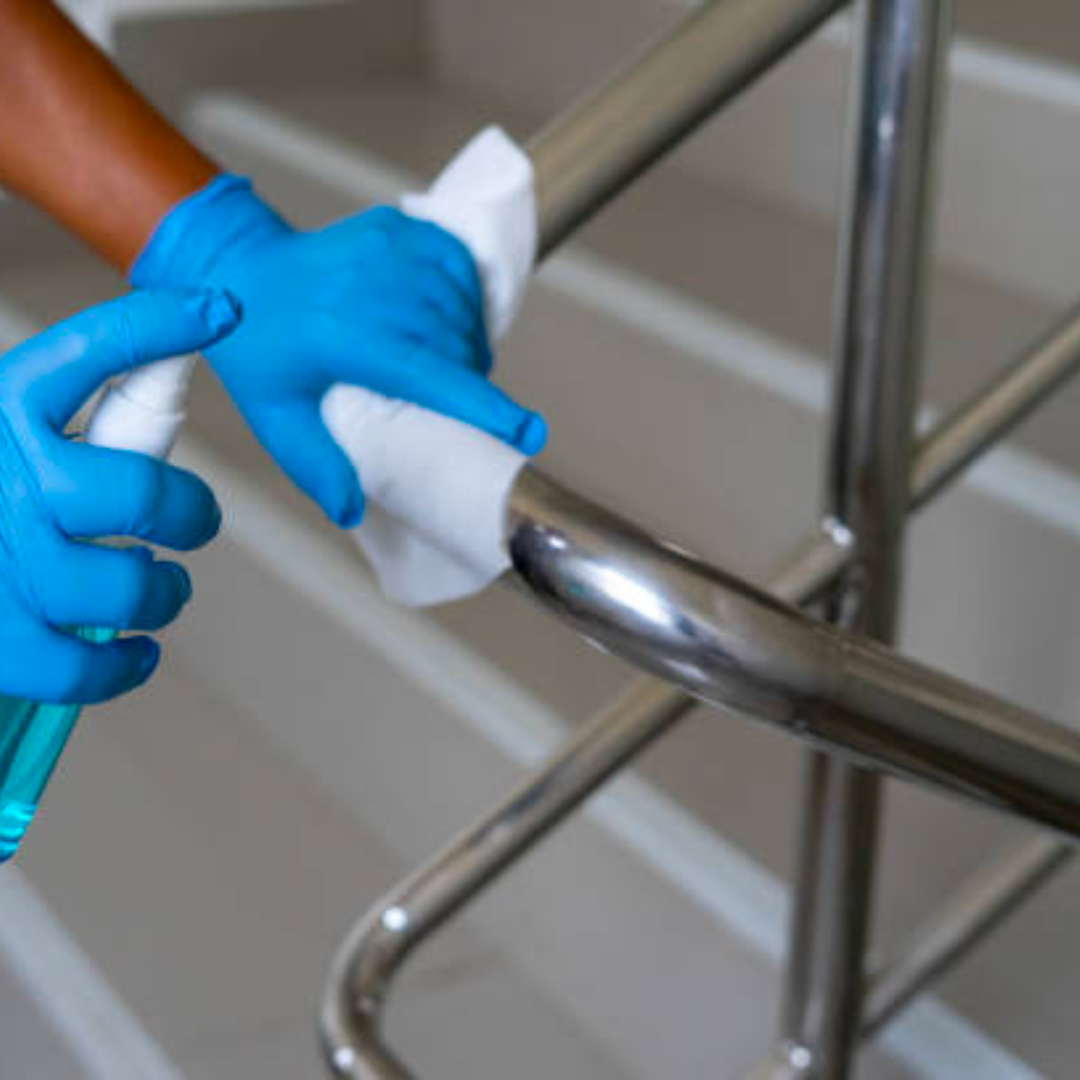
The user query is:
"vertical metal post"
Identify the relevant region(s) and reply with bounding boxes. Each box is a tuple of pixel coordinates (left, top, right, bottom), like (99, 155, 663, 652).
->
(779, 2, 951, 1078)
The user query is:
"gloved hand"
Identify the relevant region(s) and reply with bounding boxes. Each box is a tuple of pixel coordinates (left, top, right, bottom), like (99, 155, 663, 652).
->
(0, 289, 238, 704)
(130, 176, 546, 528)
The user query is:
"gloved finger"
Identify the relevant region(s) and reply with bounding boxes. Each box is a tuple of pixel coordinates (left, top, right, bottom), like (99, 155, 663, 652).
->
(406, 314, 491, 376)
(380, 268, 492, 375)
(23, 288, 240, 426)
(395, 218, 486, 317)
(26, 627, 160, 705)
(366, 338, 547, 454)
(250, 402, 365, 528)
(47, 443, 221, 550)
(405, 259, 487, 342)
(369, 303, 487, 375)
(36, 542, 193, 632)
(396, 236, 493, 367)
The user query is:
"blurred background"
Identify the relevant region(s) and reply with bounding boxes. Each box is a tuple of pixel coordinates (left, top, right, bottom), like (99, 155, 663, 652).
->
(0, 1, 1079, 1077)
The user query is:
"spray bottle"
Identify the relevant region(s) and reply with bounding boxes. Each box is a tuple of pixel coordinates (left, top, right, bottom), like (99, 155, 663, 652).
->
(0, 356, 194, 860)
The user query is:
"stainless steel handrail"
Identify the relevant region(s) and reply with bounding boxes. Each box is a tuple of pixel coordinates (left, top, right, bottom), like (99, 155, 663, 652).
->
(321, 298, 1080, 1079)
(319, 1, 1080, 1076)
(507, 468, 1080, 835)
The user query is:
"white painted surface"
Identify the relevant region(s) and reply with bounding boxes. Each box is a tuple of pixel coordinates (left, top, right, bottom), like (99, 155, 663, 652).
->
(0, 870, 184, 1080)
(61, 0, 334, 23)
(57, 0, 343, 49)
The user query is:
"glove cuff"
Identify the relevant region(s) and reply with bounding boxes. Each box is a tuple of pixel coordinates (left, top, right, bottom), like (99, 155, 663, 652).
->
(130, 174, 291, 290)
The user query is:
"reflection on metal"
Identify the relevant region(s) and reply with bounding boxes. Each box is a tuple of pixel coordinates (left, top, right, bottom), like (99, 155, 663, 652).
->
(320, 0, 1080, 1076)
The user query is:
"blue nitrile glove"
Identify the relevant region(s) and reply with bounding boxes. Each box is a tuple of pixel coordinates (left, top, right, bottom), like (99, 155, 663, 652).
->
(0, 289, 238, 704)
(130, 175, 546, 528)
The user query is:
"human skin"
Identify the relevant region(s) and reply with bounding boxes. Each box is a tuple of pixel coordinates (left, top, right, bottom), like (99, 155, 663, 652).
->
(0, 0, 217, 271)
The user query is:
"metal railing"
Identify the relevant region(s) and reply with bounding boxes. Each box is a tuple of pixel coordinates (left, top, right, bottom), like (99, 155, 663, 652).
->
(320, 2, 1080, 1077)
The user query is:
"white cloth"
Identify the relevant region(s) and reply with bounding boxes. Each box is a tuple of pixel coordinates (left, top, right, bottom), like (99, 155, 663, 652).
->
(322, 387, 526, 606)
(85, 356, 195, 459)
(323, 126, 538, 606)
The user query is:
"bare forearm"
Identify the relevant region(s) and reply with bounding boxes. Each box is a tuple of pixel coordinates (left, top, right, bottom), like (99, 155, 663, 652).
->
(0, 0, 217, 270)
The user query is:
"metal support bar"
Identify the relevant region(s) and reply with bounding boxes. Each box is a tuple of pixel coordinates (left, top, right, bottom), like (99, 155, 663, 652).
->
(321, 681, 692, 1079)
(913, 304, 1080, 504)
(772, 297, 1080, 605)
(734, 842, 1071, 1080)
(528, 0, 846, 256)
(782, 761, 882, 1080)
(861, 835, 1074, 1035)
(724, 305, 1080, 1080)
(781, 0, 951, 1075)
(738, 837, 1074, 1080)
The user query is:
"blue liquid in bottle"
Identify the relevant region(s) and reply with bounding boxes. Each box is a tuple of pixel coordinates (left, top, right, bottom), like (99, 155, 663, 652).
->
(0, 626, 113, 861)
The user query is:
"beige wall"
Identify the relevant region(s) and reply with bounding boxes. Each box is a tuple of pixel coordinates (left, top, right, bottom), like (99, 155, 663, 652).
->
(959, 0, 1080, 65)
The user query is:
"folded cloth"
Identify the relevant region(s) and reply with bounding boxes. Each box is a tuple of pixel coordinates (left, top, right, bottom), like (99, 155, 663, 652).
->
(322, 386, 526, 606)
(401, 126, 536, 340)
(323, 126, 538, 606)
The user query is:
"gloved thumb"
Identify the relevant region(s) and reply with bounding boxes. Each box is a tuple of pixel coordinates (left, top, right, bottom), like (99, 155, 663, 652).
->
(251, 401, 365, 528)
(24, 288, 240, 427)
